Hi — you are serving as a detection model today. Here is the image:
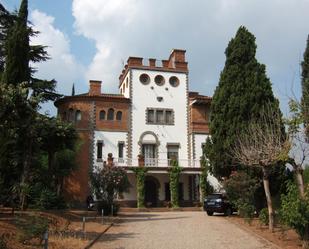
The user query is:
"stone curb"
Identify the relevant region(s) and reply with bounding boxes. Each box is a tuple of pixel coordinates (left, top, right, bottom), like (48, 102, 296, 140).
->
(83, 220, 116, 249)
(225, 217, 282, 249)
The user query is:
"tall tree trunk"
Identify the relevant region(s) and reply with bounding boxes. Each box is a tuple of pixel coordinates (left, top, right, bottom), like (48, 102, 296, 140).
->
(295, 166, 305, 198)
(20, 152, 30, 210)
(262, 167, 274, 232)
(292, 166, 308, 248)
(20, 139, 33, 210)
(303, 225, 309, 249)
(56, 177, 63, 197)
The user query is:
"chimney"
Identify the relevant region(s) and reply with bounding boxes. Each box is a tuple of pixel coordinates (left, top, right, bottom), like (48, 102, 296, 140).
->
(127, 57, 143, 67)
(89, 80, 102, 96)
(168, 49, 187, 70)
(169, 49, 186, 62)
(162, 60, 169, 68)
(149, 58, 156, 67)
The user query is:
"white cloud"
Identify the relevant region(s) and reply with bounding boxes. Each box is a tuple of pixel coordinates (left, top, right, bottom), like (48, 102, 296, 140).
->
(30, 10, 85, 96)
(71, 0, 309, 108)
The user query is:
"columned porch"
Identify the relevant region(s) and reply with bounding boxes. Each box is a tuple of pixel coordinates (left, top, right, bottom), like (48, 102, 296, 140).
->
(117, 171, 201, 208)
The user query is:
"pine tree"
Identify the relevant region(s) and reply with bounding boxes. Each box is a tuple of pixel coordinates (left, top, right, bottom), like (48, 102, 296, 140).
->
(206, 26, 280, 178)
(301, 35, 309, 138)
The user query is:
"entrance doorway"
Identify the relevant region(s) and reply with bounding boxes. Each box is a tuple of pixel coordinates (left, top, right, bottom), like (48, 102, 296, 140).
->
(144, 176, 159, 207)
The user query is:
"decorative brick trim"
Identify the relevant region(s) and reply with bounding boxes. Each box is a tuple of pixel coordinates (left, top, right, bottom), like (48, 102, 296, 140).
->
(88, 100, 96, 194)
(192, 134, 196, 160)
(126, 70, 133, 162)
(185, 73, 192, 165)
(138, 131, 160, 146)
(138, 131, 160, 158)
(55, 94, 130, 107)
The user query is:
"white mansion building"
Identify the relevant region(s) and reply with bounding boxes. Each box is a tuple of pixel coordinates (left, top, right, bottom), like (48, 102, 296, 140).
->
(55, 49, 217, 207)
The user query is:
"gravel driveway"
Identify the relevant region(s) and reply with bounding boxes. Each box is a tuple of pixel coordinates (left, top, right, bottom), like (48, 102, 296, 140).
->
(92, 211, 277, 249)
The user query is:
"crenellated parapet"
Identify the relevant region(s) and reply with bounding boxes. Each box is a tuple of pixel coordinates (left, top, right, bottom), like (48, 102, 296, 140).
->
(119, 49, 188, 86)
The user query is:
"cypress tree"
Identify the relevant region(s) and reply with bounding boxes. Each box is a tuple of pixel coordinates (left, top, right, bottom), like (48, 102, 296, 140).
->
(0, 3, 15, 77)
(0, 1, 57, 102)
(0, 1, 59, 209)
(206, 26, 280, 178)
(301, 35, 309, 138)
(2, 0, 30, 85)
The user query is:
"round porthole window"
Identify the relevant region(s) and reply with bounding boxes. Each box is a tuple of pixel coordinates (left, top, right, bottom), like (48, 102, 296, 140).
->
(154, 75, 165, 86)
(169, 76, 179, 87)
(139, 74, 150, 85)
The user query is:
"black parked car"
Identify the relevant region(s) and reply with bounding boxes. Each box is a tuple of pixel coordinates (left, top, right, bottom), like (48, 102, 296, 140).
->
(203, 193, 235, 216)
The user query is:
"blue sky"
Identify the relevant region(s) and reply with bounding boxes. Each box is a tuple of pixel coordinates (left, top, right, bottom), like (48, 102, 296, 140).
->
(3, 0, 95, 71)
(2, 0, 309, 116)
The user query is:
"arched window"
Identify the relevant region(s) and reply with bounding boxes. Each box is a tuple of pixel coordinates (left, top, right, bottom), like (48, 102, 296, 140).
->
(99, 110, 106, 120)
(68, 108, 74, 122)
(116, 111, 122, 121)
(75, 110, 82, 121)
(107, 108, 114, 120)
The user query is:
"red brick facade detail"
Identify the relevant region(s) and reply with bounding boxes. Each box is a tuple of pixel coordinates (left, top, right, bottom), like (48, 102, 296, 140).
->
(189, 92, 212, 134)
(62, 131, 91, 204)
(95, 100, 129, 131)
(54, 81, 130, 205)
(89, 80, 102, 96)
(119, 49, 188, 86)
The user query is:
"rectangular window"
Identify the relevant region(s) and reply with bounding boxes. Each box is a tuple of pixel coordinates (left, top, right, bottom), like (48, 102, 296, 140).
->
(165, 110, 173, 124)
(167, 145, 179, 165)
(146, 108, 174, 125)
(118, 142, 124, 159)
(97, 141, 103, 160)
(142, 144, 156, 166)
(147, 109, 155, 123)
(156, 110, 164, 123)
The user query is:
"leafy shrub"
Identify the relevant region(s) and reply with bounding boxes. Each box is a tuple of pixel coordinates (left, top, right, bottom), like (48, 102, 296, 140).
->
(32, 187, 66, 210)
(258, 207, 282, 226)
(280, 182, 309, 240)
(15, 215, 49, 243)
(259, 207, 269, 225)
(200, 157, 214, 201)
(168, 160, 182, 208)
(91, 163, 130, 212)
(238, 202, 255, 223)
(132, 167, 148, 208)
(224, 171, 260, 219)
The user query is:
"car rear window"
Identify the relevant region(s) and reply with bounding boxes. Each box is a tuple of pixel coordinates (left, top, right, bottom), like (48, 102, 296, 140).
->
(207, 194, 222, 199)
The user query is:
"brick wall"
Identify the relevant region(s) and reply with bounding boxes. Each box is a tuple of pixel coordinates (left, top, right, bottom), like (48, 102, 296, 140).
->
(190, 103, 210, 134)
(56, 95, 129, 205)
(95, 100, 129, 131)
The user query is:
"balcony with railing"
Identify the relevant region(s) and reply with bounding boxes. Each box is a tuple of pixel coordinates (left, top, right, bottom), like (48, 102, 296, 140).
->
(109, 157, 201, 168)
